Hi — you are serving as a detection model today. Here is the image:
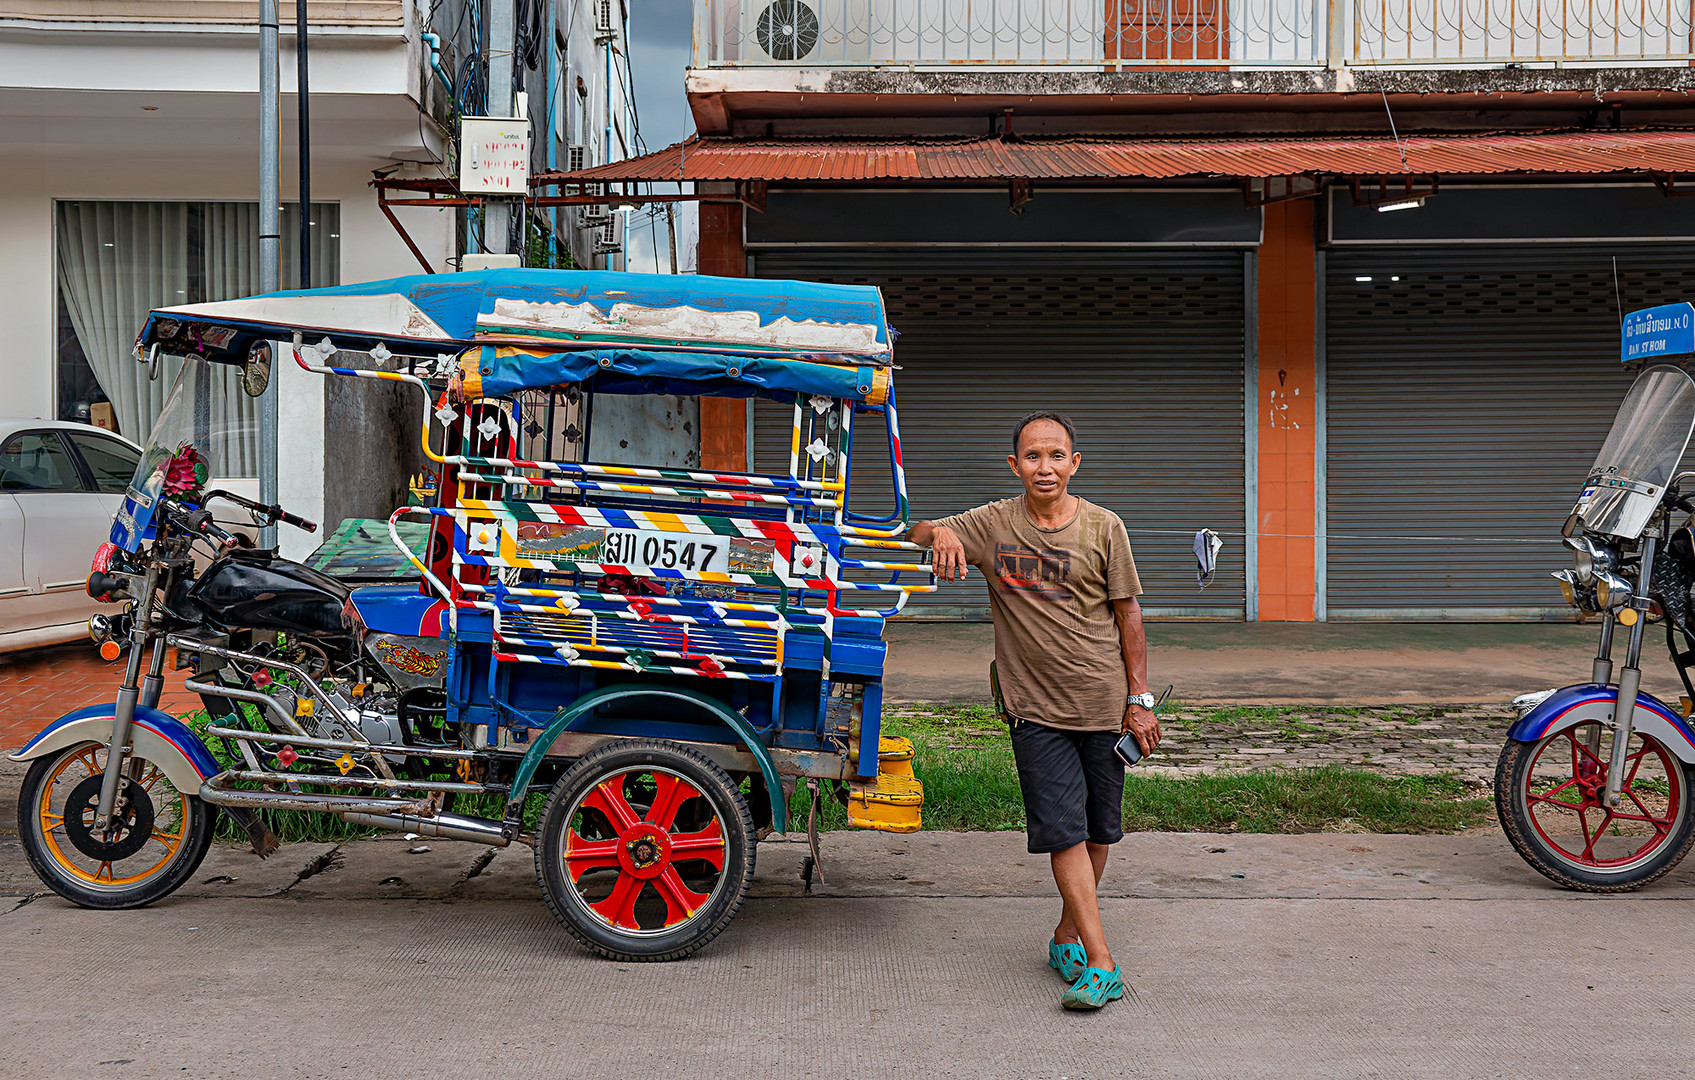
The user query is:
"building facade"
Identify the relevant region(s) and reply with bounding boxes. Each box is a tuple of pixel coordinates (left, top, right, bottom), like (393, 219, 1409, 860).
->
(1, 0, 637, 556)
(561, 0, 1695, 621)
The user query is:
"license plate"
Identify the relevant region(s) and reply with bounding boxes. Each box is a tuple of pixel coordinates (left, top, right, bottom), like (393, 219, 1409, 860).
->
(602, 529, 731, 574)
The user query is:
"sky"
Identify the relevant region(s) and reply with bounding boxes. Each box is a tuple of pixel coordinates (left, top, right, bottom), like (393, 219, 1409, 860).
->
(623, 0, 695, 272)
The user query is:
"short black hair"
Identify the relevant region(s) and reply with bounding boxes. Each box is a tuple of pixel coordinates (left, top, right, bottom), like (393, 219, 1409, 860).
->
(1012, 411, 1077, 453)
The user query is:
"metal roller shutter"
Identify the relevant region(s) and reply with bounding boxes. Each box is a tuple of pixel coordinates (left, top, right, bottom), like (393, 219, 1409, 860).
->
(751, 249, 1248, 618)
(1325, 244, 1695, 617)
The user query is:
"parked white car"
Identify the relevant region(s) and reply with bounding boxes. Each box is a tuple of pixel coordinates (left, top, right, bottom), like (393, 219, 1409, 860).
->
(0, 419, 143, 652)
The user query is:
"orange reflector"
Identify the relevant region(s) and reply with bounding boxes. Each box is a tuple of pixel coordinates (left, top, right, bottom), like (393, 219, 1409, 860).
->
(1619, 608, 1640, 627)
(99, 640, 122, 661)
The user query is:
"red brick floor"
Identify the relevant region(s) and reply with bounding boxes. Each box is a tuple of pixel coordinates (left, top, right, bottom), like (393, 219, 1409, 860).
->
(0, 641, 199, 752)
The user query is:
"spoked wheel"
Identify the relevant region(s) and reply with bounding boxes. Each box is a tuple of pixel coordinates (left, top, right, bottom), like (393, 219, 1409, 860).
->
(1497, 721, 1695, 891)
(18, 741, 216, 908)
(536, 740, 755, 961)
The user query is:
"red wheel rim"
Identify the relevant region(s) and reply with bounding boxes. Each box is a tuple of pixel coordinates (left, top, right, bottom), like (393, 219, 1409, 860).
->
(1521, 722, 1686, 873)
(560, 766, 728, 935)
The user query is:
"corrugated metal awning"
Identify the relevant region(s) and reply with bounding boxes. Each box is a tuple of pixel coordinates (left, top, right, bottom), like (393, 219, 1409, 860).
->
(536, 129, 1695, 183)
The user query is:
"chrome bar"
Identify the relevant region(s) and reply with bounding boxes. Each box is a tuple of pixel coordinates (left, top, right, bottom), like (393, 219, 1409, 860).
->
(184, 678, 309, 737)
(214, 767, 485, 794)
(200, 776, 427, 815)
(205, 724, 484, 761)
(339, 810, 523, 847)
(1604, 534, 1656, 806)
(173, 637, 355, 732)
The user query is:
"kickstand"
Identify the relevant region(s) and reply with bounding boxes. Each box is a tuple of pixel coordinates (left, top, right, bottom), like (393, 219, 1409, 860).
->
(805, 778, 826, 885)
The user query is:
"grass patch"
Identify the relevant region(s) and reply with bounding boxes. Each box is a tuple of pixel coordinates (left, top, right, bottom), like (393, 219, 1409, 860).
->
(1117, 768, 1485, 834)
(788, 723, 1489, 835)
(184, 700, 1489, 844)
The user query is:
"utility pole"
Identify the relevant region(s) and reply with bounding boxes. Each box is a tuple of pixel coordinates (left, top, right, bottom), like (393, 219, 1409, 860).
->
(296, 0, 310, 288)
(665, 202, 678, 274)
(484, 0, 516, 256)
(258, 0, 281, 546)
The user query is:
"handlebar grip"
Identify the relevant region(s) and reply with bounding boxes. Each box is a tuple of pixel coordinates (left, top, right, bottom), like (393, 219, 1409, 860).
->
(276, 509, 318, 534)
(186, 509, 238, 549)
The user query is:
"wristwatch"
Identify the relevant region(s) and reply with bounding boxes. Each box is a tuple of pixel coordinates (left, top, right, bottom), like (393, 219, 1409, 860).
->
(1127, 692, 1156, 710)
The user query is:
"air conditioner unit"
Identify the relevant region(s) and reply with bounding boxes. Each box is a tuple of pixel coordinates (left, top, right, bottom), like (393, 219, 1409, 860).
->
(593, 222, 621, 255)
(577, 203, 611, 228)
(755, 1, 819, 61)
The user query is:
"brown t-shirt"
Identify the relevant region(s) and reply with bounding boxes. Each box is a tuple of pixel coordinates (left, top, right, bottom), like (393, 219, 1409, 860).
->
(938, 496, 1142, 732)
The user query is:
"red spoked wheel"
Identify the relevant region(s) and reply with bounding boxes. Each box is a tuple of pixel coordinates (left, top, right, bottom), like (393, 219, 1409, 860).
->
(536, 740, 755, 961)
(1497, 720, 1695, 891)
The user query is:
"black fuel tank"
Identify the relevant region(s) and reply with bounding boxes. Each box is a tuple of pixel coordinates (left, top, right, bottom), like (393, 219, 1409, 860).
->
(187, 550, 352, 637)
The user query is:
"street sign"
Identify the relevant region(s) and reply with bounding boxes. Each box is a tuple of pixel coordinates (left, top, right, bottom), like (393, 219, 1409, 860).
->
(1622, 302, 1695, 362)
(458, 117, 531, 194)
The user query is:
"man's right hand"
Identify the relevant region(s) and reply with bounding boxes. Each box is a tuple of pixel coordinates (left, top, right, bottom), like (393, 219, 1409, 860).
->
(926, 524, 969, 581)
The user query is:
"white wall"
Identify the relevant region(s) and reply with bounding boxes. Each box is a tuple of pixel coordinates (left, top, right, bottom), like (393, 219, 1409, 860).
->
(0, 149, 451, 560)
(0, 153, 452, 423)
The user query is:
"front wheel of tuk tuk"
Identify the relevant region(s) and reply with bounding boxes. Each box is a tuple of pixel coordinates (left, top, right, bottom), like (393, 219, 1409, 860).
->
(536, 740, 756, 962)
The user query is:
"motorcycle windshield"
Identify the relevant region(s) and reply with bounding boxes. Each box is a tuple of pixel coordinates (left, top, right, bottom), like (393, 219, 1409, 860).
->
(1575, 364, 1695, 540)
(110, 357, 257, 552)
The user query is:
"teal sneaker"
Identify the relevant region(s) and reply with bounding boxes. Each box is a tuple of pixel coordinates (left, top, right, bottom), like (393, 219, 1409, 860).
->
(1060, 966, 1125, 1010)
(1048, 939, 1087, 982)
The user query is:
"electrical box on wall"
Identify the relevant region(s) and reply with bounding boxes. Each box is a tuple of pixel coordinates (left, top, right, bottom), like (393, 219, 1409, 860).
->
(459, 117, 531, 194)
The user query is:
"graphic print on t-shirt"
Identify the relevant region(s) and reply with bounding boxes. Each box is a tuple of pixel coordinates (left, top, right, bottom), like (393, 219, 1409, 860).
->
(994, 542, 1072, 599)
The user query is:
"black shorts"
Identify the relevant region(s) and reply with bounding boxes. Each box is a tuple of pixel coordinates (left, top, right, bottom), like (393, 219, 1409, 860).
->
(1007, 717, 1127, 854)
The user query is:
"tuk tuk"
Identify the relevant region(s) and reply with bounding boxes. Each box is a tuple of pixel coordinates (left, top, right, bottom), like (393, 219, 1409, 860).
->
(9, 268, 935, 961)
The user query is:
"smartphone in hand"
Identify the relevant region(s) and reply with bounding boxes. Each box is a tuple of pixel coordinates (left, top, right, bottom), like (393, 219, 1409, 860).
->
(1113, 730, 1144, 768)
(1113, 685, 1172, 768)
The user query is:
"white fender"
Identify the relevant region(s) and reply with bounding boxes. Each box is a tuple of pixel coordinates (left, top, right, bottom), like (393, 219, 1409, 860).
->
(8, 705, 220, 794)
(1507, 684, 1695, 766)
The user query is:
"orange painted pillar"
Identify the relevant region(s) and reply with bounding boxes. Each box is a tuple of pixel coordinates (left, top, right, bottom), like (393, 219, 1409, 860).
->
(1254, 200, 1318, 621)
(697, 198, 747, 471)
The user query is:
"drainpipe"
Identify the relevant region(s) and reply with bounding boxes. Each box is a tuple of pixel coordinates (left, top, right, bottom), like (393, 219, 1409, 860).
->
(258, 0, 281, 547)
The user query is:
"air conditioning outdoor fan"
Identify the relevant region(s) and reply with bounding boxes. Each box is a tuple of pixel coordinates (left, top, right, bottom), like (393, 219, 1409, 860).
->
(756, 0, 819, 60)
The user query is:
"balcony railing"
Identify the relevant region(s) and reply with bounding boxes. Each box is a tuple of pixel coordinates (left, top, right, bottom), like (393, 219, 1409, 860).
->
(697, 0, 1692, 67)
(1354, 0, 1694, 63)
(0, 0, 403, 24)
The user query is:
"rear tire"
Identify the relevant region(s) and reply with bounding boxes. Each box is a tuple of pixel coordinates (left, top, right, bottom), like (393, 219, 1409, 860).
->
(1496, 722, 1695, 892)
(535, 740, 755, 961)
(18, 741, 216, 909)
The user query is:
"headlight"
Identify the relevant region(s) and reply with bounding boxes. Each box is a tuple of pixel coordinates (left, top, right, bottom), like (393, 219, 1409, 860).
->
(1563, 535, 1617, 586)
(1551, 568, 1583, 608)
(1594, 571, 1634, 611)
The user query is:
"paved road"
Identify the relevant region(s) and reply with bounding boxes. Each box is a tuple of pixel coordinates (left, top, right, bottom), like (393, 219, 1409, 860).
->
(3, 829, 1690, 1079)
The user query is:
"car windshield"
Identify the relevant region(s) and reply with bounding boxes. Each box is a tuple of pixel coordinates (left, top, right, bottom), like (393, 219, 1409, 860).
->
(110, 357, 256, 552)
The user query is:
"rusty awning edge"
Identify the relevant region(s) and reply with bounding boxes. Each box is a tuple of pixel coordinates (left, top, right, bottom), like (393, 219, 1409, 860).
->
(533, 129, 1695, 183)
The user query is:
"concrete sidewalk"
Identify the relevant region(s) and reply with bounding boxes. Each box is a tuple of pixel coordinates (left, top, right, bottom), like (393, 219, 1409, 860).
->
(883, 619, 1679, 704)
(1, 829, 1690, 1079)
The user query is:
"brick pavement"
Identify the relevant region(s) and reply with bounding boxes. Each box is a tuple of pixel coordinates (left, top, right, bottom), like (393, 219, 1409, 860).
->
(2, 644, 1516, 779)
(0, 642, 198, 752)
(1150, 704, 1513, 781)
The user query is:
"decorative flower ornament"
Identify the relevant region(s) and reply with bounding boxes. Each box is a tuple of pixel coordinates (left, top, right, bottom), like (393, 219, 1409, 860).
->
(162, 443, 209, 495)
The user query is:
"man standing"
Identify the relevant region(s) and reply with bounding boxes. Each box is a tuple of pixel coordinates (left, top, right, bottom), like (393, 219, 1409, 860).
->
(908, 411, 1160, 1011)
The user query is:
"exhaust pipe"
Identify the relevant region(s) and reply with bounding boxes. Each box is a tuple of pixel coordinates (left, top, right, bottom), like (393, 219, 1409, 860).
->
(339, 810, 523, 848)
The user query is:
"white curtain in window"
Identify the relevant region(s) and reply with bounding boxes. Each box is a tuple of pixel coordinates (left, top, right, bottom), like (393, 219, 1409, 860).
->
(57, 202, 340, 478)
(55, 202, 190, 446)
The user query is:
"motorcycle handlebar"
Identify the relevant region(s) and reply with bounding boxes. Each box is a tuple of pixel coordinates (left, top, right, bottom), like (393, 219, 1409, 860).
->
(163, 501, 239, 550)
(202, 489, 317, 534)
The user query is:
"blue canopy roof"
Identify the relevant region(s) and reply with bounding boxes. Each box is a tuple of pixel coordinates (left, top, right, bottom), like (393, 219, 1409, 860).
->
(139, 268, 890, 360)
(136, 268, 894, 403)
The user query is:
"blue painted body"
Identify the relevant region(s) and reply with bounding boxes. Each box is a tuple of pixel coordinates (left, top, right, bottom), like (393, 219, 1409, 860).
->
(351, 585, 450, 637)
